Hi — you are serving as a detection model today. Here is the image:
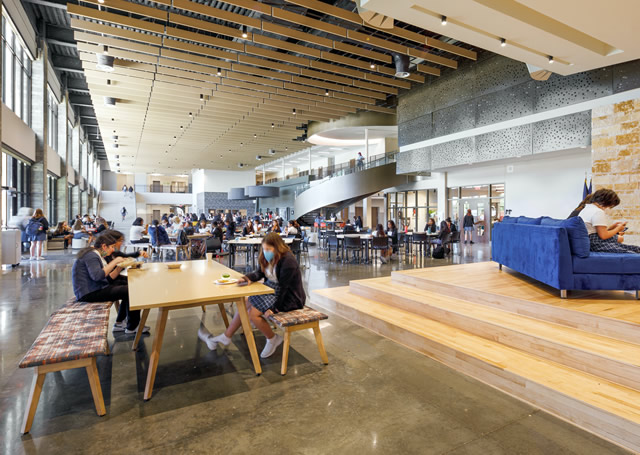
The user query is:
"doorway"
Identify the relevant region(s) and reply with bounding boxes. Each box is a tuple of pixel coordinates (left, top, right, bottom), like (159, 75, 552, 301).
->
(460, 198, 489, 243)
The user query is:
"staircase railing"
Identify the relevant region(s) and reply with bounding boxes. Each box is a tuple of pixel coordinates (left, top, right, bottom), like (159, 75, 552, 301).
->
(294, 152, 396, 197)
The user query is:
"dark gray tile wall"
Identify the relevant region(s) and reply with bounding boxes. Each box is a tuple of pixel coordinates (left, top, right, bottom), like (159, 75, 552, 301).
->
(396, 54, 640, 173)
(195, 192, 256, 216)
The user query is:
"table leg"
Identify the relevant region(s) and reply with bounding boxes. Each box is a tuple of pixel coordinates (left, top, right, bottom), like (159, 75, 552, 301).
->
(132, 308, 150, 351)
(236, 297, 262, 375)
(143, 307, 169, 400)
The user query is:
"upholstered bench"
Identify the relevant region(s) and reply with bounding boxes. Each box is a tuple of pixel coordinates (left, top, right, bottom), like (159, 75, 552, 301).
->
(18, 300, 112, 434)
(268, 307, 329, 375)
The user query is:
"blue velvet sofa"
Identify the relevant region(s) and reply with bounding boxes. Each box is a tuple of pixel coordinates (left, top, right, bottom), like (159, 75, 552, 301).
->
(492, 216, 640, 299)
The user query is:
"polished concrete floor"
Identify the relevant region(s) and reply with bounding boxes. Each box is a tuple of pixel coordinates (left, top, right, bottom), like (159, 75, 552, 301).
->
(0, 243, 630, 454)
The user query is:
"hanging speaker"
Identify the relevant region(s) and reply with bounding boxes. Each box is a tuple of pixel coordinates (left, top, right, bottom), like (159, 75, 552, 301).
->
(393, 54, 411, 78)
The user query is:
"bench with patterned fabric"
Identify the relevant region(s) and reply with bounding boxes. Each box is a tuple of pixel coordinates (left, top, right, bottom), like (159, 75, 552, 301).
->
(268, 307, 329, 376)
(18, 300, 112, 434)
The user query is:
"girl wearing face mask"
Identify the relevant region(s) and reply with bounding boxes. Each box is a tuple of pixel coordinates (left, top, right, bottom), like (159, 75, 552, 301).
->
(200, 233, 305, 358)
(71, 233, 149, 334)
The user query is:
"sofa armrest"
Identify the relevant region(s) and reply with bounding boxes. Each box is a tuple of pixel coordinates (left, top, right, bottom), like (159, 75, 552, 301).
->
(492, 223, 573, 290)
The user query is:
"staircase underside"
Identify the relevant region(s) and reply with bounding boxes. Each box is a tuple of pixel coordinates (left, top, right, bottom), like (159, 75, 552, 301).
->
(310, 262, 640, 453)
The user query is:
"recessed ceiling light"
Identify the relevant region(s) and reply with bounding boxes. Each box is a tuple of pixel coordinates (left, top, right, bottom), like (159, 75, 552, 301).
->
(200, 94, 204, 101)
(104, 96, 117, 107)
(325, 90, 329, 96)
(441, 15, 447, 25)
(271, 123, 275, 128)
(189, 112, 193, 117)
(292, 108, 296, 115)
(370, 63, 375, 69)
(217, 68, 222, 76)
(241, 26, 248, 39)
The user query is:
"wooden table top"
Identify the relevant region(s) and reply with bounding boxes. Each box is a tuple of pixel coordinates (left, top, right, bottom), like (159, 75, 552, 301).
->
(337, 234, 374, 239)
(127, 260, 274, 310)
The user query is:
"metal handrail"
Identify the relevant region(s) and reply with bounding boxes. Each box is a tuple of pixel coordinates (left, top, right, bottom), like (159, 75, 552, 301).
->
(293, 152, 397, 197)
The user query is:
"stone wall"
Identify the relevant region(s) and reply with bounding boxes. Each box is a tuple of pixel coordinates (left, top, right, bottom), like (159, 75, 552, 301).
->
(195, 191, 256, 216)
(592, 99, 640, 245)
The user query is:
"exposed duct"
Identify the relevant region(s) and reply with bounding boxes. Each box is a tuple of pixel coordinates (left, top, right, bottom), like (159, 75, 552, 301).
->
(393, 54, 411, 78)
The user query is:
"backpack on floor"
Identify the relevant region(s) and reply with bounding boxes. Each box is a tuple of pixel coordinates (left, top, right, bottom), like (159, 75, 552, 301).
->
(432, 246, 445, 259)
(176, 229, 188, 245)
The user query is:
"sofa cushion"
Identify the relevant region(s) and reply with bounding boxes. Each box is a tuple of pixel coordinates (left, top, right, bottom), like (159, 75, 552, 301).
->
(540, 216, 590, 258)
(517, 216, 543, 225)
(501, 216, 518, 224)
(540, 217, 590, 258)
(573, 252, 640, 275)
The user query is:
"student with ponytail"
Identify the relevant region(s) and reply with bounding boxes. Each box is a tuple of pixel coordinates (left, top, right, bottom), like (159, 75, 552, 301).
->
(71, 232, 150, 334)
(571, 188, 640, 254)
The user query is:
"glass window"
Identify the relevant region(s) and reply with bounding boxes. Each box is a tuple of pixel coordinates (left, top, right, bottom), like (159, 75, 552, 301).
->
(2, 13, 32, 125)
(47, 88, 59, 151)
(417, 190, 427, 207)
(491, 183, 505, 198)
(1, 151, 31, 225)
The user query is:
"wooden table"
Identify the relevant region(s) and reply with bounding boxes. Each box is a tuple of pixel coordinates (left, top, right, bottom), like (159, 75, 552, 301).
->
(337, 234, 374, 263)
(127, 260, 274, 400)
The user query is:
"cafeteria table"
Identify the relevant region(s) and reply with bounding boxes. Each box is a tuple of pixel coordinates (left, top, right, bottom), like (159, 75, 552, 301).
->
(128, 260, 275, 400)
(226, 237, 294, 269)
(337, 234, 374, 263)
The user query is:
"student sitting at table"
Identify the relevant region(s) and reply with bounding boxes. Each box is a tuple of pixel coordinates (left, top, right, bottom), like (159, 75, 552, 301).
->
(267, 219, 281, 234)
(199, 233, 305, 358)
(130, 217, 149, 244)
(242, 220, 255, 236)
(210, 221, 224, 242)
(285, 220, 300, 238)
(223, 219, 235, 241)
(52, 221, 74, 248)
(72, 232, 149, 335)
(103, 230, 148, 286)
(148, 219, 171, 247)
(72, 219, 92, 242)
(170, 216, 183, 235)
(424, 218, 437, 234)
(374, 224, 392, 263)
(197, 219, 211, 234)
(387, 220, 399, 256)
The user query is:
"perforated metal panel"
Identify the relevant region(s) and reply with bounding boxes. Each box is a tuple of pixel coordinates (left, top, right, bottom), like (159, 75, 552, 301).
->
(473, 56, 532, 98)
(534, 68, 613, 112)
(533, 111, 591, 154)
(431, 138, 476, 169)
(476, 124, 533, 161)
(613, 60, 640, 93)
(433, 102, 475, 137)
(475, 82, 535, 127)
(398, 114, 432, 147)
(396, 147, 431, 174)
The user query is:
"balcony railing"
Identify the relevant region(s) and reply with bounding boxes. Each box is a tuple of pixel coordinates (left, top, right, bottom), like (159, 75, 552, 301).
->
(135, 184, 192, 194)
(262, 152, 397, 187)
(293, 152, 397, 197)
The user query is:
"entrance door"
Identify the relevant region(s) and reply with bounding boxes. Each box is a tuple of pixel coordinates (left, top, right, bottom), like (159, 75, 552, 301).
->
(152, 210, 160, 223)
(460, 198, 490, 243)
(371, 207, 379, 228)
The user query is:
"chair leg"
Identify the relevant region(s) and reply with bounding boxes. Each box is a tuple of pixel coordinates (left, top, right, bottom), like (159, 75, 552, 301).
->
(312, 324, 329, 365)
(560, 289, 567, 299)
(281, 329, 291, 376)
(636, 290, 640, 300)
(85, 358, 106, 416)
(218, 303, 230, 328)
(22, 370, 46, 434)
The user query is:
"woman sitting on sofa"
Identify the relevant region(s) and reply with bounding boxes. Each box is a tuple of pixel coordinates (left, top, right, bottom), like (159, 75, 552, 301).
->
(573, 188, 640, 254)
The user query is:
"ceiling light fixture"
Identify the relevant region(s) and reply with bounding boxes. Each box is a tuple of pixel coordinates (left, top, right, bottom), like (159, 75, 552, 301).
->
(106, 79, 111, 85)
(180, 125, 184, 130)
(200, 94, 204, 101)
(271, 123, 275, 128)
(254, 133, 257, 138)
(217, 68, 222, 76)
(441, 15, 447, 25)
(189, 112, 193, 118)
(392, 53, 411, 78)
(548, 55, 554, 64)
(500, 38, 506, 47)
(325, 89, 329, 96)
(256, 155, 262, 160)
(241, 26, 248, 39)
(370, 63, 375, 69)
(97, 0, 104, 3)
(102, 45, 109, 55)
(292, 108, 297, 115)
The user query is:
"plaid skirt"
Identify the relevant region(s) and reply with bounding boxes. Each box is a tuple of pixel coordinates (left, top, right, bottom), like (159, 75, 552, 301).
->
(589, 234, 640, 254)
(248, 280, 280, 313)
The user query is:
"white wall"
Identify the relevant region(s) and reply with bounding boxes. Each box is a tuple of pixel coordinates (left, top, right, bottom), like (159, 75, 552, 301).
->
(191, 169, 256, 193)
(2, 104, 36, 160)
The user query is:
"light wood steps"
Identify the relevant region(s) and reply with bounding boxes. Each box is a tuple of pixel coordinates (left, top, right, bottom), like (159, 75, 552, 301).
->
(311, 287, 640, 453)
(392, 266, 640, 345)
(350, 278, 640, 391)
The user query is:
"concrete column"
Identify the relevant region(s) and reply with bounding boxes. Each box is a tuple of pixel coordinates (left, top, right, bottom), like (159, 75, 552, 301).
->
(56, 92, 69, 222)
(437, 172, 448, 221)
(56, 176, 68, 223)
(308, 148, 312, 175)
(281, 158, 285, 181)
(365, 128, 369, 162)
(30, 38, 49, 214)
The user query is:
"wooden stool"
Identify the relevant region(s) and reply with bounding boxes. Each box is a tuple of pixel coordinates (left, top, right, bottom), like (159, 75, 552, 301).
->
(268, 307, 329, 375)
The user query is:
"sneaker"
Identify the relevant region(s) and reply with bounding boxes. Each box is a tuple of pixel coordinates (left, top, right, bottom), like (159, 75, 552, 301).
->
(198, 327, 218, 350)
(112, 321, 126, 332)
(125, 325, 150, 334)
(470, 241, 475, 244)
(37, 257, 46, 260)
(260, 334, 283, 358)
(211, 333, 232, 348)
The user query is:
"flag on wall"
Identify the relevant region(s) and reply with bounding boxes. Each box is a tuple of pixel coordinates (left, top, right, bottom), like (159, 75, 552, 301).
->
(582, 177, 592, 200)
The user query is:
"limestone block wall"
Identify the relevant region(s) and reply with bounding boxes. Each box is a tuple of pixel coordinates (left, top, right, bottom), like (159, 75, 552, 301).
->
(592, 99, 640, 245)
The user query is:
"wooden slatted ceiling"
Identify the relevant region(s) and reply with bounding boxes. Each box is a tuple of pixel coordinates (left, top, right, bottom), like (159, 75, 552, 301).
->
(66, 0, 475, 172)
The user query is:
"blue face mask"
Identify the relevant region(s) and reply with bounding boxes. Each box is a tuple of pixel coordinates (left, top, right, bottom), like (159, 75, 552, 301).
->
(263, 250, 274, 262)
